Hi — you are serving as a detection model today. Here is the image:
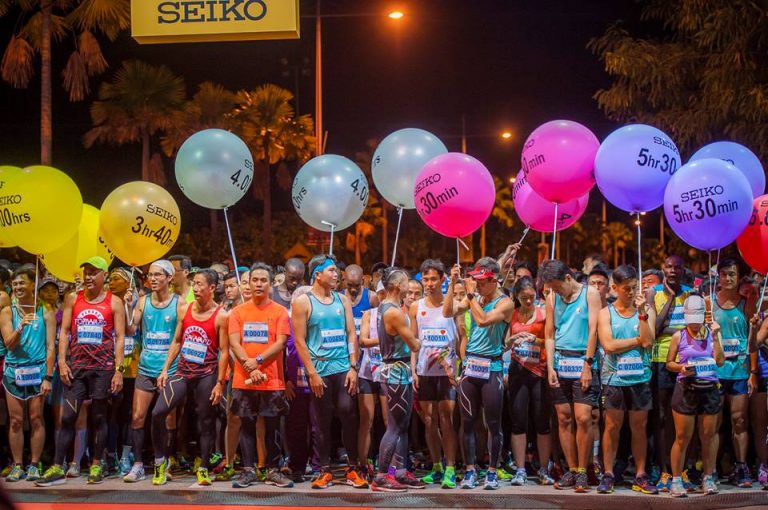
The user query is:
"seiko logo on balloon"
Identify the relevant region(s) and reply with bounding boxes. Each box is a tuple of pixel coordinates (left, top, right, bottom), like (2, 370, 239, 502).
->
(146, 204, 178, 225)
(156, 0, 267, 24)
(0, 195, 22, 205)
(417, 173, 458, 216)
(653, 136, 680, 156)
(679, 185, 724, 202)
(414, 173, 441, 194)
(0, 195, 30, 228)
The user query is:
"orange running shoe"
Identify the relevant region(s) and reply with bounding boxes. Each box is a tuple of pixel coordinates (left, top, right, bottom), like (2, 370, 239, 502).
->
(311, 470, 334, 489)
(346, 467, 369, 489)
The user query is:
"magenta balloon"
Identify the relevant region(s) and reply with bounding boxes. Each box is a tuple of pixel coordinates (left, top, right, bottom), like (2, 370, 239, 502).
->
(413, 153, 495, 238)
(512, 170, 589, 232)
(521, 119, 599, 203)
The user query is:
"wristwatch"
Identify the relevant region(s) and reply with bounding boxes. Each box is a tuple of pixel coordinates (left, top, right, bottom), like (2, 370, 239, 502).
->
(255, 355, 264, 365)
(116, 365, 125, 373)
(584, 357, 594, 365)
(44, 375, 53, 383)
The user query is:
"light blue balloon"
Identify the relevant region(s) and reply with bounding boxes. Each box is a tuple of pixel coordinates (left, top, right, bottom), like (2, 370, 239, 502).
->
(689, 141, 765, 198)
(175, 129, 254, 209)
(372, 128, 448, 209)
(595, 124, 679, 213)
(292, 154, 368, 232)
(663, 158, 753, 251)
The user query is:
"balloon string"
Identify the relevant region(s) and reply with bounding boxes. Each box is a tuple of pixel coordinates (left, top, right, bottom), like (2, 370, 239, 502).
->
(390, 207, 404, 268)
(636, 213, 642, 277)
(456, 238, 460, 266)
(127, 266, 136, 327)
(33, 256, 39, 317)
(321, 221, 337, 256)
(501, 226, 531, 289)
(757, 274, 768, 314)
(550, 202, 558, 259)
(708, 250, 714, 307)
(223, 208, 244, 304)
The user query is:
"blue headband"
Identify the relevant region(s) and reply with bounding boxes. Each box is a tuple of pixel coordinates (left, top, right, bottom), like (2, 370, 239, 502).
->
(311, 258, 336, 284)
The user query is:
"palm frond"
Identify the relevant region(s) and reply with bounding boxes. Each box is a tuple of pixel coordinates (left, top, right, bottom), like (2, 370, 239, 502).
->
(1, 34, 34, 88)
(67, 0, 130, 41)
(21, 12, 69, 51)
(62, 49, 90, 100)
(78, 30, 107, 75)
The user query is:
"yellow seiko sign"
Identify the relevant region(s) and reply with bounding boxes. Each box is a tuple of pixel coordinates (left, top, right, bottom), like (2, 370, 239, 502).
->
(131, 0, 300, 44)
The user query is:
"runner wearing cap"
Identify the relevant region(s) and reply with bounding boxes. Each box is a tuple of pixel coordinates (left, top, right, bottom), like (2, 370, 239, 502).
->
(540, 259, 602, 493)
(666, 295, 725, 497)
(36, 256, 126, 486)
(152, 269, 228, 486)
(123, 259, 182, 483)
(228, 263, 293, 489)
(1, 264, 56, 482)
(409, 259, 462, 489)
(292, 254, 367, 490)
(595, 265, 657, 495)
(444, 257, 514, 490)
(169, 255, 194, 304)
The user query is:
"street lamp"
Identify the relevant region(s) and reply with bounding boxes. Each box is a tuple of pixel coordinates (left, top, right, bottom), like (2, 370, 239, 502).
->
(314, 2, 404, 155)
(500, 130, 513, 140)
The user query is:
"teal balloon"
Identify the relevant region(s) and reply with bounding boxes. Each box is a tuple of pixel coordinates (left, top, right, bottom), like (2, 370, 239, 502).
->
(175, 129, 254, 209)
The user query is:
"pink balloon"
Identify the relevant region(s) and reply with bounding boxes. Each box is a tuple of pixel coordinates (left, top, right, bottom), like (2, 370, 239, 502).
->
(512, 170, 589, 232)
(413, 153, 495, 238)
(521, 119, 599, 203)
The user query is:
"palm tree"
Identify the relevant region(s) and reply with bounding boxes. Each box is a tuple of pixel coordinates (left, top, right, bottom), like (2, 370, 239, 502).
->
(0, 0, 130, 164)
(83, 60, 185, 182)
(604, 221, 634, 267)
(482, 175, 515, 257)
(232, 84, 315, 261)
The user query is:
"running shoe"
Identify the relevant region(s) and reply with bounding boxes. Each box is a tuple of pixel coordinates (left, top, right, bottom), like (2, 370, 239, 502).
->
(256, 467, 267, 482)
(34, 465, 66, 487)
(0, 465, 11, 477)
(6, 464, 25, 482)
(460, 469, 478, 489)
(397, 471, 426, 489)
(537, 467, 554, 485)
(656, 471, 672, 492)
(483, 470, 500, 490)
(26, 463, 42, 481)
(597, 473, 614, 494)
(346, 467, 369, 489)
(574, 471, 590, 493)
(168, 455, 181, 473)
(283, 468, 305, 484)
(758, 463, 768, 489)
(496, 467, 513, 481)
(681, 470, 695, 492)
(119, 453, 134, 476)
(152, 460, 169, 486)
(734, 463, 753, 488)
(266, 468, 294, 488)
(196, 467, 212, 486)
(311, 470, 334, 489)
(701, 474, 718, 495)
(193, 456, 202, 473)
(66, 462, 81, 478)
(421, 465, 443, 484)
(632, 473, 659, 495)
(588, 462, 601, 486)
(87, 464, 104, 484)
(371, 474, 408, 492)
(123, 464, 145, 483)
(648, 465, 661, 485)
(232, 468, 257, 489)
(441, 466, 457, 489)
(670, 478, 687, 498)
(510, 468, 527, 486)
(208, 452, 224, 473)
(554, 470, 576, 490)
(215, 464, 235, 482)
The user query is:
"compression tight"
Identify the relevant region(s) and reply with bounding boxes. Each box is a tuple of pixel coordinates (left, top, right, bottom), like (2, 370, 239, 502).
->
(239, 415, 280, 469)
(377, 382, 413, 473)
(310, 371, 359, 469)
(55, 398, 108, 466)
(508, 363, 551, 435)
(459, 371, 504, 468)
(151, 373, 217, 467)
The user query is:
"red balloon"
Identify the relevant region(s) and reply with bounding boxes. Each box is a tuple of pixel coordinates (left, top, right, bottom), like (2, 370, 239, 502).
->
(736, 195, 768, 274)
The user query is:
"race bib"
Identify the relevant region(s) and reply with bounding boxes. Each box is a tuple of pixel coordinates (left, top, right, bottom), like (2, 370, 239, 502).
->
(616, 354, 644, 378)
(296, 367, 309, 388)
(421, 328, 450, 348)
(354, 317, 362, 336)
(77, 323, 103, 345)
(514, 343, 541, 365)
(465, 356, 491, 380)
(181, 340, 207, 365)
(15, 365, 41, 387)
(144, 331, 171, 351)
(691, 357, 717, 378)
(124, 335, 136, 356)
(721, 338, 741, 359)
(557, 355, 584, 379)
(321, 328, 346, 349)
(243, 322, 269, 344)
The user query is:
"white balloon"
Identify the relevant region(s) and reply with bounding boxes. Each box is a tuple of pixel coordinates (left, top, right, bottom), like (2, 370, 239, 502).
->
(292, 155, 368, 232)
(175, 129, 254, 209)
(372, 128, 447, 209)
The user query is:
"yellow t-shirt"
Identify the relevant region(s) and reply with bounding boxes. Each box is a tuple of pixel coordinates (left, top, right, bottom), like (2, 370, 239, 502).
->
(651, 284, 692, 362)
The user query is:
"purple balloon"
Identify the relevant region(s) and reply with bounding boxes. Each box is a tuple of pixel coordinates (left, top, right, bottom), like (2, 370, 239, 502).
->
(663, 158, 753, 250)
(595, 124, 679, 213)
(689, 141, 765, 198)
(512, 170, 589, 232)
(521, 120, 599, 203)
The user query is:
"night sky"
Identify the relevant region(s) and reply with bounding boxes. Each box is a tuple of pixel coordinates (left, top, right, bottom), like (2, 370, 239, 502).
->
(1, 0, 638, 242)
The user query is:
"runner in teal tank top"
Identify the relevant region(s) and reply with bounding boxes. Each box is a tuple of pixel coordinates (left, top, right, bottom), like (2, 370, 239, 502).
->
(706, 257, 757, 488)
(444, 258, 514, 490)
(0, 264, 56, 482)
(138, 293, 179, 378)
(595, 265, 657, 495)
(306, 292, 349, 377)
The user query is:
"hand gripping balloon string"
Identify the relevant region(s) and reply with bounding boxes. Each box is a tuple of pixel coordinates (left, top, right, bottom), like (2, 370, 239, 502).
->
(550, 202, 559, 260)
(321, 221, 337, 255)
(501, 227, 531, 289)
(223, 208, 245, 303)
(390, 207, 404, 267)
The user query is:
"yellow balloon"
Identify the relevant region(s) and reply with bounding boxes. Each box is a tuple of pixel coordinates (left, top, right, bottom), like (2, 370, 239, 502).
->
(99, 181, 181, 267)
(39, 205, 115, 283)
(0, 166, 22, 248)
(3, 165, 83, 254)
